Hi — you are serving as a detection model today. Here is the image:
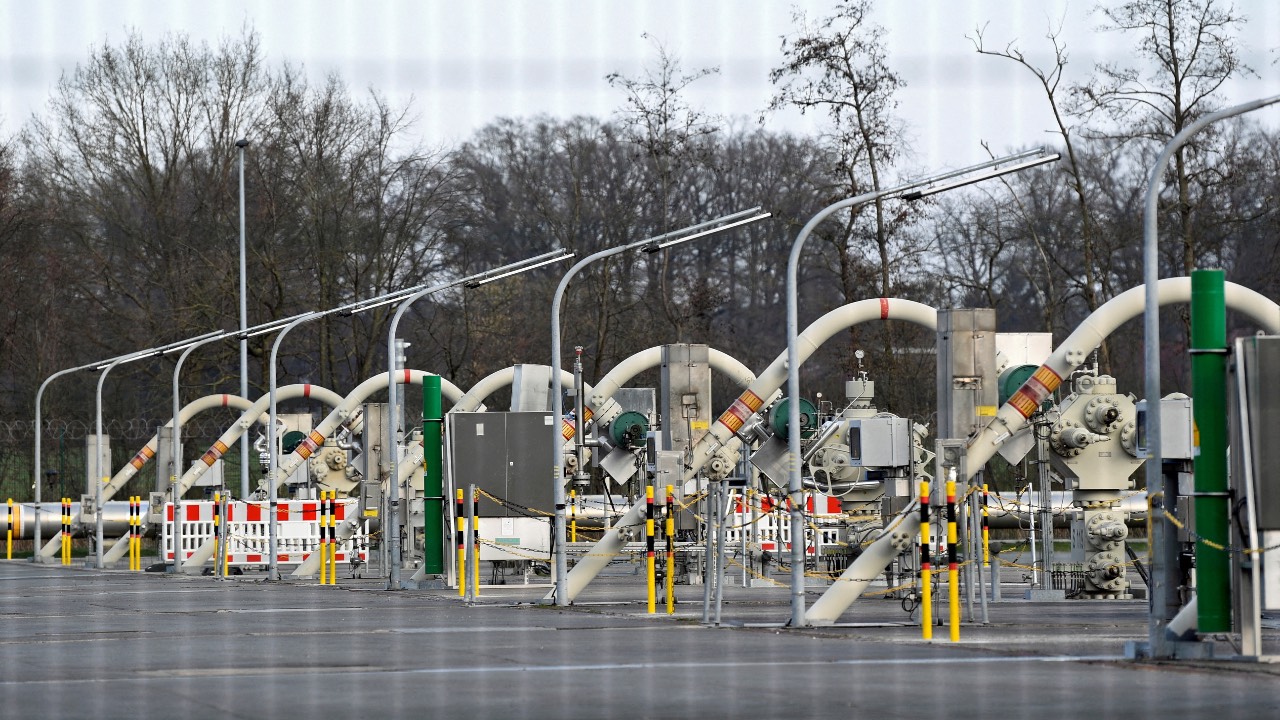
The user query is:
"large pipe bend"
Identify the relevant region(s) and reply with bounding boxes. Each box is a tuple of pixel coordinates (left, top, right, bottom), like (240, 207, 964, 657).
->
(967, 278, 1279, 482)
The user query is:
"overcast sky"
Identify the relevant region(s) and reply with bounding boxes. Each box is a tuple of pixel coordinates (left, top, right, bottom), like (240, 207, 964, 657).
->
(2, 1, 1277, 175)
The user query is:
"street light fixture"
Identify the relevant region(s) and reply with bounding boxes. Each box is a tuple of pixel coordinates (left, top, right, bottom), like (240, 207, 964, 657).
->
(1138, 94, 1280, 659)
(170, 330, 236, 573)
(548, 207, 773, 606)
(384, 248, 574, 589)
(783, 147, 1059, 627)
(93, 331, 224, 568)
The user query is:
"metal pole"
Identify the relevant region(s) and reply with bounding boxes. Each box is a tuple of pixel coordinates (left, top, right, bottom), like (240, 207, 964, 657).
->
(237, 138, 250, 500)
(701, 479, 714, 624)
(715, 480, 728, 626)
(94, 359, 130, 568)
(172, 333, 232, 572)
(548, 208, 769, 605)
(785, 148, 1051, 627)
(267, 313, 324, 581)
(464, 484, 475, 603)
(1141, 94, 1280, 658)
(1037, 434, 1053, 586)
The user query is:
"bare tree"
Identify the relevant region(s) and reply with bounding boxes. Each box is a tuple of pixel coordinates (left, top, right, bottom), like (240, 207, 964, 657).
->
(1073, 0, 1253, 278)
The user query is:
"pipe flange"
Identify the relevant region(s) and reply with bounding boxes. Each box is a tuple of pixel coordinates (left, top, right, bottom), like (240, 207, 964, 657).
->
(1050, 419, 1083, 457)
(1086, 551, 1125, 591)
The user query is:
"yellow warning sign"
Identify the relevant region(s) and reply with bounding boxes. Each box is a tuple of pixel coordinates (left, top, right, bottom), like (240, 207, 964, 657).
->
(977, 406, 997, 417)
(690, 421, 709, 430)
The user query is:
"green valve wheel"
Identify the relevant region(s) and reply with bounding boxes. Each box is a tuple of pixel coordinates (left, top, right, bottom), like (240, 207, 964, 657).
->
(768, 397, 819, 440)
(609, 411, 650, 450)
(281, 430, 308, 454)
(998, 365, 1040, 408)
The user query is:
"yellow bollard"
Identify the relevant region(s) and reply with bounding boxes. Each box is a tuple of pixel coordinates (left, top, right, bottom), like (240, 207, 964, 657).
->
(61, 498, 70, 566)
(646, 485, 655, 614)
(456, 489, 465, 597)
(920, 480, 932, 640)
(328, 491, 337, 585)
(128, 496, 135, 571)
(7, 498, 12, 560)
(947, 478, 960, 642)
(212, 492, 221, 577)
(666, 485, 675, 615)
(319, 491, 328, 585)
(982, 483, 990, 567)
(472, 489, 481, 598)
(570, 488, 577, 543)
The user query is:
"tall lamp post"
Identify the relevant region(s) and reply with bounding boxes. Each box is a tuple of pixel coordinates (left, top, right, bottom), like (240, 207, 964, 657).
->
(783, 148, 1059, 626)
(93, 331, 223, 568)
(1139, 94, 1280, 659)
(170, 330, 235, 572)
(33, 352, 153, 563)
(236, 138, 250, 499)
(548, 208, 772, 606)
(382, 249, 573, 589)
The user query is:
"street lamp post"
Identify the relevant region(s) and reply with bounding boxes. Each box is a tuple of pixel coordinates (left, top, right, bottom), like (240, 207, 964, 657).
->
(237, 138, 250, 499)
(92, 331, 223, 568)
(549, 208, 772, 606)
(170, 331, 234, 572)
(783, 148, 1058, 627)
(383, 249, 573, 589)
(1139, 94, 1280, 659)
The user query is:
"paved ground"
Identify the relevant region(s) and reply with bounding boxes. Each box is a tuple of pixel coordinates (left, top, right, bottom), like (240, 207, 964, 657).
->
(1, 559, 1277, 719)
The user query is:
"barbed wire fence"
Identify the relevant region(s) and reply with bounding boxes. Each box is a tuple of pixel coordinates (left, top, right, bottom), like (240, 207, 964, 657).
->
(0, 418, 251, 502)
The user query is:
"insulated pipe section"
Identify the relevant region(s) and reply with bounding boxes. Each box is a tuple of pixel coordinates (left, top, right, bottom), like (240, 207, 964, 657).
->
(549, 298, 937, 604)
(807, 501, 919, 625)
(585, 347, 763, 432)
(454, 367, 579, 413)
(100, 393, 256, 504)
(689, 299, 937, 489)
(271, 371, 462, 493)
(172, 384, 346, 499)
(963, 278, 1280, 485)
(36, 386, 343, 561)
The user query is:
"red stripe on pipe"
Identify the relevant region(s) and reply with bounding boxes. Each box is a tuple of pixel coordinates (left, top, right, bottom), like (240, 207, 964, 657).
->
(303, 384, 311, 398)
(221, 394, 230, 406)
(404, 369, 412, 384)
(880, 298, 890, 319)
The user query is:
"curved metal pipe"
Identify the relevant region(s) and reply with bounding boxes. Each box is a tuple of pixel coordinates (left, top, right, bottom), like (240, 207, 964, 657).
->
(550, 297, 937, 604)
(964, 278, 1279, 484)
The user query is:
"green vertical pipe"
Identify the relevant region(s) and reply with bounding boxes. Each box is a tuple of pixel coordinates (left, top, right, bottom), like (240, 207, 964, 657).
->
(1191, 269, 1230, 632)
(422, 375, 445, 575)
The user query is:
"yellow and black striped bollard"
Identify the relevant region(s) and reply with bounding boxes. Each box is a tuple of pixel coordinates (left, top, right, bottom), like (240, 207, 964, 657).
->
(212, 492, 221, 577)
(570, 488, 577, 543)
(646, 484, 655, 614)
(327, 491, 337, 585)
(61, 497, 71, 566)
(472, 488, 480, 597)
(920, 480, 932, 640)
(947, 477, 960, 642)
(456, 489, 465, 597)
(665, 485, 675, 615)
(127, 496, 135, 571)
(982, 483, 990, 567)
(319, 491, 329, 585)
(6, 498, 12, 560)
